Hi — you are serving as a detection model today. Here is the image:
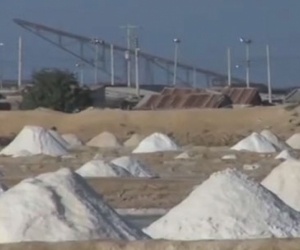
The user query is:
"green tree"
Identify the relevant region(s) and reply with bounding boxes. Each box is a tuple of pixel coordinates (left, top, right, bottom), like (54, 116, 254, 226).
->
(21, 69, 92, 112)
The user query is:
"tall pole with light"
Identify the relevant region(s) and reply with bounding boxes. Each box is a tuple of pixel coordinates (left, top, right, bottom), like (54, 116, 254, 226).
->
(227, 47, 232, 87)
(91, 38, 104, 85)
(110, 44, 115, 86)
(239, 37, 252, 88)
(75, 62, 84, 86)
(173, 38, 181, 86)
(266, 44, 272, 103)
(18, 37, 23, 89)
(134, 38, 140, 98)
(0, 43, 4, 89)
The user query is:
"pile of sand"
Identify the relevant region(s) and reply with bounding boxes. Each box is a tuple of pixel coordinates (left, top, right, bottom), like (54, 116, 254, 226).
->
(110, 156, 157, 178)
(262, 160, 300, 212)
(124, 134, 144, 148)
(87, 132, 122, 148)
(286, 133, 300, 150)
(0, 126, 68, 157)
(133, 133, 179, 153)
(0, 168, 147, 243)
(260, 130, 290, 151)
(231, 132, 277, 153)
(62, 134, 83, 149)
(143, 169, 300, 240)
(76, 160, 131, 177)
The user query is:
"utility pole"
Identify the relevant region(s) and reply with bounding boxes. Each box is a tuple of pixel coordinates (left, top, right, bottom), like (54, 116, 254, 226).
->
(134, 38, 140, 98)
(227, 47, 232, 87)
(239, 37, 252, 88)
(110, 44, 115, 86)
(266, 44, 272, 104)
(18, 36, 22, 89)
(120, 24, 140, 87)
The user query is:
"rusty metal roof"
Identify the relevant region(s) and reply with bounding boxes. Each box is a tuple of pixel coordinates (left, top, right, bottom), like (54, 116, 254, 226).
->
(135, 93, 232, 110)
(160, 87, 206, 95)
(218, 87, 262, 105)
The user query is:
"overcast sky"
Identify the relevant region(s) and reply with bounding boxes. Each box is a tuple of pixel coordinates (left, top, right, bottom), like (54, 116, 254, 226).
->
(0, 0, 300, 86)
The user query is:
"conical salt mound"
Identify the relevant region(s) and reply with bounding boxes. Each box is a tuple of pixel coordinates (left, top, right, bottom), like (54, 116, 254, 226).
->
(87, 132, 122, 148)
(175, 152, 190, 160)
(260, 130, 291, 151)
(110, 156, 157, 178)
(262, 160, 300, 212)
(0, 168, 147, 243)
(0, 182, 7, 194)
(275, 150, 297, 160)
(231, 132, 277, 153)
(143, 169, 300, 240)
(62, 134, 83, 149)
(0, 126, 68, 157)
(76, 160, 131, 177)
(286, 133, 300, 150)
(124, 134, 144, 148)
(133, 133, 179, 153)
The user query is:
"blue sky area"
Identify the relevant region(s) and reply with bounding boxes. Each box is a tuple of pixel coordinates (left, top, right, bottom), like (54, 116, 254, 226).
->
(0, 0, 300, 87)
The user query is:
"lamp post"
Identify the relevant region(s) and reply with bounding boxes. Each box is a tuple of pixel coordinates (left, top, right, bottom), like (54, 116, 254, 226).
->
(134, 38, 140, 98)
(173, 38, 181, 86)
(0, 43, 4, 89)
(227, 47, 232, 86)
(266, 44, 272, 103)
(75, 62, 84, 86)
(91, 38, 104, 84)
(239, 37, 252, 88)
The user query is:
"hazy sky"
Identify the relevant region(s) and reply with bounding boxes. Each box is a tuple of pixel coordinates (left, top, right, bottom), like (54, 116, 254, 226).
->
(1, 0, 300, 86)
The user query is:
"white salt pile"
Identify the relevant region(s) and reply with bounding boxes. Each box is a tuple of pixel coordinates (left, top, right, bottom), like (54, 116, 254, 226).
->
(231, 132, 277, 153)
(111, 156, 157, 178)
(175, 152, 190, 160)
(243, 163, 261, 171)
(49, 130, 70, 149)
(0, 182, 7, 193)
(143, 168, 300, 240)
(221, 154, 237, 160)
(62, 134, 83, 149)
(0, 168, 147, 243)
(286, 133, 300, 150)
(124, 134, 144, 148)
(260, 130, 291, 151)
(0, 126, 68, 157)
(262, 160, 300, 212)
(87, 131, 122, 148)
(133, 133, 179, 153)
(76, 160, 131, 177)
(275, 150, 297, 160)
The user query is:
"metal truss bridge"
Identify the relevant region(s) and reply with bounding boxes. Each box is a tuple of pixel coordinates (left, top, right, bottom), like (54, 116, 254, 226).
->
(14, 18, 243, 87)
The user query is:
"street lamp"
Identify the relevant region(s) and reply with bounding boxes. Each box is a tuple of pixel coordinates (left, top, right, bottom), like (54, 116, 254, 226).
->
(239, 37, 252, 88)
(0, 43, 4, 89)
(90, 38, 104, 84)
(173, 38, 181, 86)
(75, 62, 84, 86)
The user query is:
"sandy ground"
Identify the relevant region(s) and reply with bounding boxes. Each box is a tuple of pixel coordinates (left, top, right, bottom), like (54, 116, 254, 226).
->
(0, 105, 298, 146)
(1, 238, 300, 250)
(0, 106, 299, 248)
